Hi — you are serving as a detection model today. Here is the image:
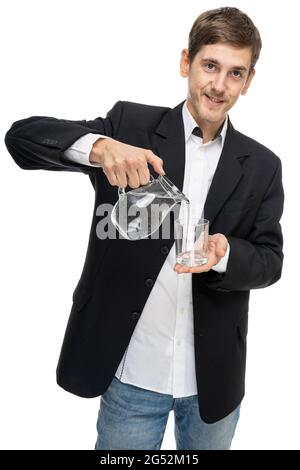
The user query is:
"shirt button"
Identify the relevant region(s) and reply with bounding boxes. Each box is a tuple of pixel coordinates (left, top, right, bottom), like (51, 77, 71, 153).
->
(176, 339, 182, 346)
(130, 311, 140, 320)
(160, 245, 169, 255)
(145, 278, 154, 287)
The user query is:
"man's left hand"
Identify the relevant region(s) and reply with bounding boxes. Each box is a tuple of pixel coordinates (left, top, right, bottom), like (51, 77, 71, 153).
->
(174, 233, 228, 274)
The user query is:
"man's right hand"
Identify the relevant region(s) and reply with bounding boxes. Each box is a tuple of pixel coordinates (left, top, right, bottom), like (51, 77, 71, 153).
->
(89, 137, 165, 188)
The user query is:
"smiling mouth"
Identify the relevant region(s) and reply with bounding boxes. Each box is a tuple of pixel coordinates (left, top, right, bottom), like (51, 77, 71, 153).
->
(205, 94, 225, 104)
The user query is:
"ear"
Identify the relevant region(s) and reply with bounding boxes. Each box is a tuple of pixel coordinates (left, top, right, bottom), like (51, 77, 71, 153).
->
(180, 48, 190, 78)
(241, 68, 256, 96)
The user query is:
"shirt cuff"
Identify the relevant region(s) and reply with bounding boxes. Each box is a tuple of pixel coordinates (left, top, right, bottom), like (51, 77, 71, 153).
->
(211, 242, 230, 273)
(62, 133, 107, 167)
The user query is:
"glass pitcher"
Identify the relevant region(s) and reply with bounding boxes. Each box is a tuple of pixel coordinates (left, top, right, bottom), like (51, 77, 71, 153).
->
(111, 175, 189, 240)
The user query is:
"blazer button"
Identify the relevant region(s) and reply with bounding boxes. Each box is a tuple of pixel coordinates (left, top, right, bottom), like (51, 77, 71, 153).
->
(145, 278, 154, 287)
(130, 311, 140, 320)
(160, 245, 169, 255)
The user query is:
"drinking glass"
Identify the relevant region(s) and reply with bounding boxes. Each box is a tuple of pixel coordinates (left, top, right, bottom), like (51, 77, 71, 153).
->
(175, 218, 209, 267)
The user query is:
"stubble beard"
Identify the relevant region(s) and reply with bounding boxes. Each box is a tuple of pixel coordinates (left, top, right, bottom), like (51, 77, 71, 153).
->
(189, 94, 225, 124)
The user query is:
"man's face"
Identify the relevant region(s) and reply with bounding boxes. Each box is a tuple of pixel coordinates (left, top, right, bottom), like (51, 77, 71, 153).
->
(180, 43, 255, 125)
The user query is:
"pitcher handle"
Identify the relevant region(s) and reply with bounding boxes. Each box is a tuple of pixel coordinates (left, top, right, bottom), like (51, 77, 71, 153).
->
(118, 174, 155, 198)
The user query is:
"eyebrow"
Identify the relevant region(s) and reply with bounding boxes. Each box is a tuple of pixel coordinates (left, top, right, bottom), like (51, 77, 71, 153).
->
(201, 58, 248, 72)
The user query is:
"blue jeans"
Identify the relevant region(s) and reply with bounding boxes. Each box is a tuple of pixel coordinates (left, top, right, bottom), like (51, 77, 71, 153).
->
(95, 376, 240, 450)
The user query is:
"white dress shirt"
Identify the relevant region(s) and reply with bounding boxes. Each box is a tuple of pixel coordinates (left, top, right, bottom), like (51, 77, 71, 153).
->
(63, 100, 230, 397)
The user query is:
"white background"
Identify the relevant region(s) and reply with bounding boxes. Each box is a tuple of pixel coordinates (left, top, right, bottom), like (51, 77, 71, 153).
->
(0, 0, 299, 450)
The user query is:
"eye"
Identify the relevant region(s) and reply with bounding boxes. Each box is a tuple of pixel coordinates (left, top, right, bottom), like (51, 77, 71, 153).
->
(205, 63, 215, 71)
(232, 70, 242, 78)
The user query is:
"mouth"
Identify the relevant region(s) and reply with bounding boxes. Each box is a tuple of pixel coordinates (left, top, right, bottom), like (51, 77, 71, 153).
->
(204, 94, 225, 107)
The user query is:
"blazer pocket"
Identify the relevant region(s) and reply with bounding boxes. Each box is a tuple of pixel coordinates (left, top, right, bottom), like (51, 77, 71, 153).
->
(225, 194, 256, 212)
(72, 284, 93, 312)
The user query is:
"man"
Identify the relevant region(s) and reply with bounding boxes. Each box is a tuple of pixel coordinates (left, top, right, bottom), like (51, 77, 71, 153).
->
(4, 7, 284, 450)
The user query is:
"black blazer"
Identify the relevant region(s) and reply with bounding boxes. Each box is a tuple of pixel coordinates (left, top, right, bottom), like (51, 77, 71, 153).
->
(4, 100, 284, 423)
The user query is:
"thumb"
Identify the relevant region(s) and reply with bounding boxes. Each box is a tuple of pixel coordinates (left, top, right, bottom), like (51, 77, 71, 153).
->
(215, 242, 226, 257)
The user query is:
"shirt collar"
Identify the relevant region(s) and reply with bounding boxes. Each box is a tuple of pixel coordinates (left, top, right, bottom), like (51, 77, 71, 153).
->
(182, 99, 228, 145)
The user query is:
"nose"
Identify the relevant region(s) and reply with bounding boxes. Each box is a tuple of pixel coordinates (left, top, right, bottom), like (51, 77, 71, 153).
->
(211, 72, 227, 95)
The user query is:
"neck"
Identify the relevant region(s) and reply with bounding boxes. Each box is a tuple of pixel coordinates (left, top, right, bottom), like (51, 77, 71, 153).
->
(186, 100, 225, 143)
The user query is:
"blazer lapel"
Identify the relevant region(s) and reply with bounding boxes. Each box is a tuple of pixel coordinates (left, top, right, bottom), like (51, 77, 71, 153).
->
(151, 100, 186, 192)
(203, 118, 250, 227)
(151, 100, 251, 228)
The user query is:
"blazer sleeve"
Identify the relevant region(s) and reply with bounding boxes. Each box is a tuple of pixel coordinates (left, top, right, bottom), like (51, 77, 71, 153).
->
(4, 101, 123, 174)
(200, 156, 284, 292)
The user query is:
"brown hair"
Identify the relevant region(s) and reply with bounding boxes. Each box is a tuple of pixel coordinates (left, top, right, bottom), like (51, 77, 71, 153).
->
(188, 7, 262, 71)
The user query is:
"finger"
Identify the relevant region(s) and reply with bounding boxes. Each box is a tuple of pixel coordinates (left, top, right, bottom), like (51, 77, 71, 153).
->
(189, 264, 211, 273)
(174, 264, 190, 273)
(210, 234, 227, 256)
(215, 241, 227, 257)
(145, 150, 165, 176)
(212, 239, 224, 257)
(127, 169, 140, 188)
(207, 241, 216, 254)
(209, 234, 218, 242)
(137, 166, 151, 186)
(174, 264, 182, 272)
(216, 247, 226, 257)
(115, 169, 128, 189)
(103, 167, 117, 186)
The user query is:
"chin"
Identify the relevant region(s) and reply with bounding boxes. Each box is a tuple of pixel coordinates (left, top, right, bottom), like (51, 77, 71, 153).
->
(200, 112, 222, 124)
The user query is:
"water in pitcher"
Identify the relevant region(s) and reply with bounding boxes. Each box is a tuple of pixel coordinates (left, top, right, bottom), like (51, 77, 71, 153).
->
(111, 175, 191, 241)
(126, 192, 190, 240)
